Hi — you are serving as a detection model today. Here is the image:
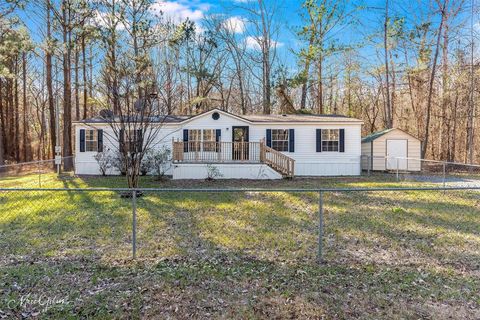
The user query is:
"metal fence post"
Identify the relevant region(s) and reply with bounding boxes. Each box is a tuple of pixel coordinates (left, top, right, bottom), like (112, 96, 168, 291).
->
(368, 155, 371, 176)
(132, 189, 137, 259)
(38, 162, 41, 187)
(443, 161, 446, 191)
(318, 191, 324, 263)
(396, 158, 400, 181)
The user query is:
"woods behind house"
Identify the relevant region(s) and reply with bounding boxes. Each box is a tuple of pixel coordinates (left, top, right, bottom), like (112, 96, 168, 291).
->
(0, 0, 479, 166)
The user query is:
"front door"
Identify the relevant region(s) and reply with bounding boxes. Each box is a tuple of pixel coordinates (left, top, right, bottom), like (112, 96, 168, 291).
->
(232, 126, 249, 160)
(386, 139, 408, 170)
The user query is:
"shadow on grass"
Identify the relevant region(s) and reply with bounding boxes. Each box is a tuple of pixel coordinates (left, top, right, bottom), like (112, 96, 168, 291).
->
(1, 187, 480, 318)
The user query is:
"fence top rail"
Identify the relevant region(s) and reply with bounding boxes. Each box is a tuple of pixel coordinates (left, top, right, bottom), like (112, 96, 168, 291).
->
(2, 186, 480, 192)
(362, 155, 480, 168)
(0, 156, 75, 169)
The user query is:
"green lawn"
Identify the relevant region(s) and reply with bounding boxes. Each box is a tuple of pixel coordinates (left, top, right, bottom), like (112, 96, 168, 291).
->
(0, 174, 479, 319)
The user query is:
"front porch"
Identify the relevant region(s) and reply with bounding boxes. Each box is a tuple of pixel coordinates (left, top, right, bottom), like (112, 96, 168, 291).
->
(172, 140, 295, 178)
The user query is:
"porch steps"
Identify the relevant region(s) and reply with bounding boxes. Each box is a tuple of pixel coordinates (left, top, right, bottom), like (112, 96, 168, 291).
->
(260, 144, 295, 178)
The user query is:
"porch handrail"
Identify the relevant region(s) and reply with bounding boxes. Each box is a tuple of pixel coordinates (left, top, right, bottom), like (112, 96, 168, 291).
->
(172, 139, 295, 178)
(172, 140, 261, 163)
(260, 142, 295, 178)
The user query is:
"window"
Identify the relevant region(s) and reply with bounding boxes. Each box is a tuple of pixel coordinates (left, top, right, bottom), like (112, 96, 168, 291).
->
(271, 129, 289, 152)
(202, 129, 216, 152)
(322, 129, 339, 152)
(188, 129, 216, 152)
(85, 130, 98, 152)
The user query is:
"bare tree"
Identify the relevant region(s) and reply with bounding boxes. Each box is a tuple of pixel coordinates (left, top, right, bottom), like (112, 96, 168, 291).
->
(296, 0, 350, 113)
(238, 0, 282, 114)
(98, 61, 171, 188)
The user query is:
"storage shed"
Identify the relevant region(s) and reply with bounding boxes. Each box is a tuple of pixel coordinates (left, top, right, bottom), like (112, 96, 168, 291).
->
(361, 128, 422, 171)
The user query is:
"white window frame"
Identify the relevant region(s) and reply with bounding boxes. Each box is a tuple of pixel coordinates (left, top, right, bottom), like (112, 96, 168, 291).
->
(271, 129, 289, 152)
(85, 129, 98, 152)
(202, 129, 216, 152)
(322, 129, 339, 152)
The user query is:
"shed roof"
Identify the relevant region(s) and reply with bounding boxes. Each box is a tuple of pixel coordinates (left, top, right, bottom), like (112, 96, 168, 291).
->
(362, 128, 420, 143)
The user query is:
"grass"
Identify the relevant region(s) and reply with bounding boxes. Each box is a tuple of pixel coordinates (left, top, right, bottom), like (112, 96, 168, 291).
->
(0, 173, 479, 319)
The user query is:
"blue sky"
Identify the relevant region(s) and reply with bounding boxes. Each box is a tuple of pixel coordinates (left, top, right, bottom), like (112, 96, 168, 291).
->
(20, 0, 479, 75)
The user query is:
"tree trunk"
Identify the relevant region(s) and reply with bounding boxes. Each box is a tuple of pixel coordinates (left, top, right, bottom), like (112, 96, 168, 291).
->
(74, 46, 80, 121)
(82, 35, 88, 119)
(46, 0, 56, 159)
(467, 0, 475, 163)
(441, 23, 449, 160)
(383, 0, 392, 128)
(0, 79, 4, 165)
(14, 57, 20, 162)
(317, 56, 323, 114)
(22, 52, 32, 161)
(62, 0, 74, 171)
(422, 0, 447, 159)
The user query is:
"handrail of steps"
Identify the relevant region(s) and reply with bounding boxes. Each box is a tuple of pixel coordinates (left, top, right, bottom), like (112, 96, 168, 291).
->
(260, 143, 295, 178)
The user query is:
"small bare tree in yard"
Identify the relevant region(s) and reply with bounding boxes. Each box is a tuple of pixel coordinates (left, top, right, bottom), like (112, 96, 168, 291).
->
(93, 0, 175, 190)
(98, 59, 170, 189)
(100, 94, 169, 188)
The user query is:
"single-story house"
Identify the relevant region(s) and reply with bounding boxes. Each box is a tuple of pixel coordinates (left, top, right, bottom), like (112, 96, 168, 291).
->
(361, 128, 422, 171)
(74, 108, 363, 179)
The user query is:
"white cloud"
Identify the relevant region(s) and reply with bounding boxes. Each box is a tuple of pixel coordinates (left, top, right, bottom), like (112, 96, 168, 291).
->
(151, 1, 210, 23)
(245, 36, 284, 50)
(89, 10, 126, 31)
(222, 16, 247, 34)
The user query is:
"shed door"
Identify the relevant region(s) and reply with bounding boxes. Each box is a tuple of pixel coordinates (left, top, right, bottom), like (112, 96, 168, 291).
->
(386, 139, 407, 170)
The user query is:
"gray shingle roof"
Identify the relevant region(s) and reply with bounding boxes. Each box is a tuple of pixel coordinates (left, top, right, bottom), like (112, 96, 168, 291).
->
(75, 108, 362, 124)
(361, 128, 395, 143)
(76, 115, 191, 124)
(241, 113, 362, 123)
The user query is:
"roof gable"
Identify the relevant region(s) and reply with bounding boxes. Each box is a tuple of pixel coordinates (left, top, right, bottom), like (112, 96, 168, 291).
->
(180, 108, 250, 125)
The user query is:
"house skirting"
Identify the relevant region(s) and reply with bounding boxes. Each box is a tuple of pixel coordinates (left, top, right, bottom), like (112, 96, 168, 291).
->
(172, 163, 282, 180)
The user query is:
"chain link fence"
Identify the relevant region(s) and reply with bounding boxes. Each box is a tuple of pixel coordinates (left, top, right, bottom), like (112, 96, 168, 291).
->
(362, 155, 480, 187)
(1, 186, 479, 318)
(1, 186, 479, 263)
(0, 157, 75, 188)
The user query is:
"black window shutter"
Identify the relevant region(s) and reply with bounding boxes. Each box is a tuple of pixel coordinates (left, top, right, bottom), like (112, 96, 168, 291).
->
(136, 129, 143, 152)
(215, 129, 221, 152)
(316, 129, 322, 152)
(339, 129, 345, 152)
(79, 129, 85, 152)
(97, 129, 103, 152)
(289, 129, 295, 152)
(266, 129, 272, 147)
(183, 129, 189, 152)
(119, 129, 124, 153)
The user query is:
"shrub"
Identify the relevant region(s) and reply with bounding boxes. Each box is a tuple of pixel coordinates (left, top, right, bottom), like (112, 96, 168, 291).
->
(145, 147, 171, 179)
(111, 151, 127, 175)
(140, 151, 153, 176)
(206, 164, 223, 181)
(94, 151, 114, 176)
